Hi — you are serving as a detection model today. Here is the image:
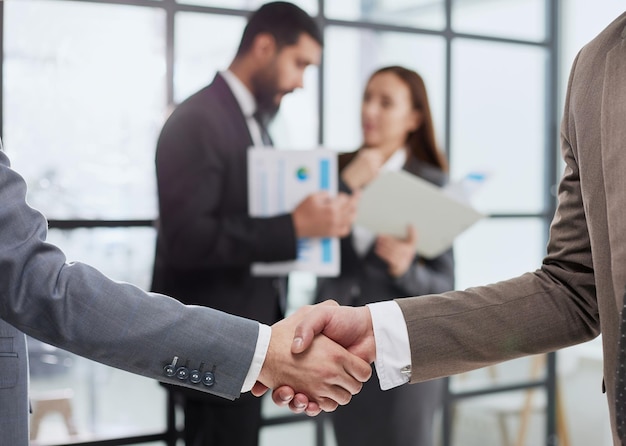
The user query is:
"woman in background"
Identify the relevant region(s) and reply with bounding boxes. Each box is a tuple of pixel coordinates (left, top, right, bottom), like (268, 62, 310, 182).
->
(316, 65, 454, 446)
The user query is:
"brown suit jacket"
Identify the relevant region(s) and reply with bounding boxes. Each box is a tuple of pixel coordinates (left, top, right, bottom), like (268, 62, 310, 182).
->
(394, 12, 626, 444)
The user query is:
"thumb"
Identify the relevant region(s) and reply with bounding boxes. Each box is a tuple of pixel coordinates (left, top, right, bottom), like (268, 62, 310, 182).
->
(292, 300, 339, 354)
(406, 225, 417, 244)
(251, 382, 270, 397)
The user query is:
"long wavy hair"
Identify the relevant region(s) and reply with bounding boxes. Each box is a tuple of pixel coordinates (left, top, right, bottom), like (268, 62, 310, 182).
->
(367, 66, 448, 171)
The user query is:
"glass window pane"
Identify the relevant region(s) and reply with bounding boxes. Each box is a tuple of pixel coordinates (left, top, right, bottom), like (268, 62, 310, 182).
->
(453, 218, 545, 290)
(323, 27, 446, 152)
(47, 227, 156, 295)
(449, 385, 546, 445)
(174, 13, 246, 103)
(452, 0, 547, 42)
(326, 0, 445, 30)
(449, 355, 546, 393)
(450, 40, 547, 214)
(4, 1, 166, 220)
(176, 0, 318, 15)
(29, 353, 166, 444)
(29, 227, 161, 444)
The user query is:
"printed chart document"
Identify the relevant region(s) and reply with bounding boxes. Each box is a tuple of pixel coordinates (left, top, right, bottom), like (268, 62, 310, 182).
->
(355, 170, 484, 259)
(248, 148, 339, 276)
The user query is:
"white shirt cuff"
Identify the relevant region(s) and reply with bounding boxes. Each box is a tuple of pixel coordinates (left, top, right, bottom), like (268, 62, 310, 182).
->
(367, 301, 412, 390)
(241, 323, 271, 393)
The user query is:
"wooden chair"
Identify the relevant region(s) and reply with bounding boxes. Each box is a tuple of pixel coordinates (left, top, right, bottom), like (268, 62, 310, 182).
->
(450, 354, 570, 446)
(30, 388, 78, 441)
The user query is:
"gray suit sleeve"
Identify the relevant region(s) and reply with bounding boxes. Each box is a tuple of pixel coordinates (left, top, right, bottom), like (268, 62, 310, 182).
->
(0, 150, 257, 400)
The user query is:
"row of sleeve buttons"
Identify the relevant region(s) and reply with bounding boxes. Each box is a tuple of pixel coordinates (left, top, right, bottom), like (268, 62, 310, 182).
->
(163, 356, 215, 387)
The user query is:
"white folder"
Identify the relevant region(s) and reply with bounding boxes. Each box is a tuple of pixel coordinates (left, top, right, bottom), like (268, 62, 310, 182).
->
(247, 148, 340, 276)
(355, 170, 484, 259)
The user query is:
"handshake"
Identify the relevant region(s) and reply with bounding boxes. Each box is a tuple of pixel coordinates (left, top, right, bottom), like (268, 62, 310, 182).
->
(253, 300, 376, 416)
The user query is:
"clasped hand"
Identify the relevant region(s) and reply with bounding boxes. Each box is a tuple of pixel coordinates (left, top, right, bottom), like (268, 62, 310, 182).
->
(254, 300, 375, 415)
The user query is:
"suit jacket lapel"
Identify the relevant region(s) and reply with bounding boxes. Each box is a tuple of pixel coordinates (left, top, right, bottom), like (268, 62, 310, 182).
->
(601, 28, 626, 302)
(212, 73, 254, 149)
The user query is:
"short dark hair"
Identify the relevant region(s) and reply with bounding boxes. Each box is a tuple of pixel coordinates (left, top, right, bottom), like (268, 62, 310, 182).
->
(236, 2, 323, 56)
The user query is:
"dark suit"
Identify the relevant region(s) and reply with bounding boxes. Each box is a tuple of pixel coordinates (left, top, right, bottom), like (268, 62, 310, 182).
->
(316, 151, 454, 446)
(152, 73, 296, 445)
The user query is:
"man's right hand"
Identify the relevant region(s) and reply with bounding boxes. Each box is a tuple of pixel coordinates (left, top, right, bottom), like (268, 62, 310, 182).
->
(268, 300, 377, 415)
(291, 300, 376, 362)
(254, 300, 372, 414)
(292, 191, 359, 238)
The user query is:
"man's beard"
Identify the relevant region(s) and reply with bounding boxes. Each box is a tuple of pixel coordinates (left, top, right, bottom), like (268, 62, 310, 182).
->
(250, 69, 283, 123)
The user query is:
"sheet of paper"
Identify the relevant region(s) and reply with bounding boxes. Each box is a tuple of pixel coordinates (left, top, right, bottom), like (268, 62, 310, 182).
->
(247, 148, 339, 276)
(355, 170, 484, 259)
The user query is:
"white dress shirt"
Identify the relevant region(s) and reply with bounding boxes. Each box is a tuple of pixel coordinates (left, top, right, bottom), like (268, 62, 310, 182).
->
(241, 323, 271, 392)
(367, 301, 412, 390)
(220, 69, 266, 148)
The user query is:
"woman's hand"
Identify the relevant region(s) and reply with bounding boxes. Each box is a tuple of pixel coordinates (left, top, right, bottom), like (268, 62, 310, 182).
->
(340, 148, 385, 190)
(375, 225, 418, 277)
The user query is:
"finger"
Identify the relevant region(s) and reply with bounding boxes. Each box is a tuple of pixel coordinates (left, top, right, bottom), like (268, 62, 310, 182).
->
(251, 382, 270, 397)
(288, 393, 310, 413)
(331, 369, 365, 399)
(292, 302, 338, 354)
(335, 192, 350, 206)
(304, 401, 322, 417)
(407, 224, 417, 244)
(312, 190, 331, 206)
(316, 396, 340, 413)
(327, 385, 353, 406)
(315, 379, 354, 407)
(269, 385, 295, 405)
(333, 361, 369, 397)
(345, 355, 373, 383)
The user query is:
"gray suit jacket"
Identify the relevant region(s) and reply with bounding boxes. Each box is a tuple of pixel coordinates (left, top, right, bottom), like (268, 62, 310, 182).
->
(394, 12, 626, 444)
(0, 149, 258, 444)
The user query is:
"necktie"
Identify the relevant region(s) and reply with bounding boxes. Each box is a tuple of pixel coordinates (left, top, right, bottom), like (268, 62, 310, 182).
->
(615, 287, 626, 441)
(253, 110, 273, 146)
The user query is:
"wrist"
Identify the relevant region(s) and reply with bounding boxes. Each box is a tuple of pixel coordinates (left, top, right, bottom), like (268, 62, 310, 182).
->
(291, 212, 305, 238)
(340, 171, 359, 190)
(257, 327, 277, 389)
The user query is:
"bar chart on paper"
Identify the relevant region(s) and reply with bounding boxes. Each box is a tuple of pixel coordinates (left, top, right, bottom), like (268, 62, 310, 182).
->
(247, 148, 340, 276)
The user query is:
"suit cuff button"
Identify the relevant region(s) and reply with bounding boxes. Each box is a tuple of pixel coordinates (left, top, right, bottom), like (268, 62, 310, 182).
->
(176, 367, 190, 381)
(202, 371, 215, 387)
(190, 370, 202, 384)
(164, 356, 179, 377)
